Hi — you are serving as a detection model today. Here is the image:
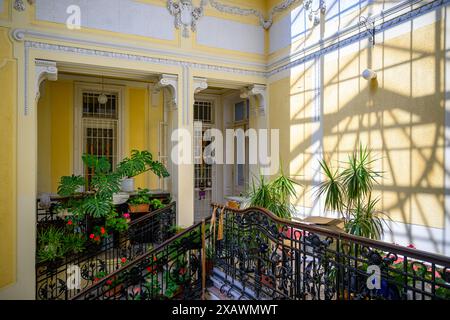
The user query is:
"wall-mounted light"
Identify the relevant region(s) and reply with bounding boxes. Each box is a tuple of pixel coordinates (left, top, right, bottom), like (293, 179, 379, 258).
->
(362, 69, 377, 80)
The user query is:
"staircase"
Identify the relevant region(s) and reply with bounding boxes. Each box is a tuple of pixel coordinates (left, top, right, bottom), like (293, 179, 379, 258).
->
(68, 204, 450, 301)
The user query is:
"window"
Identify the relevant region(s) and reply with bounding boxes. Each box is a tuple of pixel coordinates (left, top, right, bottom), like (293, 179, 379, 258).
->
(194, 100, 214, 190)
(234, 99, 249, 122)
(74, 84, 124, 185)
(233, 100, 249, 195)
(194, 100, 214, 124)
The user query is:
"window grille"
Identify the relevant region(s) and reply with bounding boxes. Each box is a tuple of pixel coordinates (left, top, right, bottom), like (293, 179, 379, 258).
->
(194, 100, 213, 124)
(81, 92, 119, 187)
(194, 100, 213, 190)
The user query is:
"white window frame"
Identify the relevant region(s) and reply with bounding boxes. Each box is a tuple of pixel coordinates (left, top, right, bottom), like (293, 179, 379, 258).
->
(232, 99, 250, 196)
(73, 82, 126, 176)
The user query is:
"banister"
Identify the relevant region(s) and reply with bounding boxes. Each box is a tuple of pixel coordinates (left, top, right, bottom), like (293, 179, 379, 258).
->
(211, 203, 450, 267)
(70, 217, 212, 300)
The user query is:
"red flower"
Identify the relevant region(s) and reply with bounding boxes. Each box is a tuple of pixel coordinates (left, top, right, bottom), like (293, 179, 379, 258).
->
(153, 256, 157, 262)
(95, 236, 100, 242)
(67, 220, 73, 226)
(147, 266, 153, 273)
(179, 268, 186, 275)
(94, 278, 99, 282)
(100, 227, 106, 235)
(89, 234, 95, 239)
(106, 280, 113, 286)
(407, 244, 416, 249)
(121, 257, 127, 264)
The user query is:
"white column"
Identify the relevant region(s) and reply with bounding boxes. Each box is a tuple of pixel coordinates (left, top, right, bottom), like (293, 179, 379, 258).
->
(167, 71, 208, 227)
(241, 84, 268, 179)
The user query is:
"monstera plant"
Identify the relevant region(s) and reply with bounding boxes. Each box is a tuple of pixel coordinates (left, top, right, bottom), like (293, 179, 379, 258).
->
(56, 150, 169, 233)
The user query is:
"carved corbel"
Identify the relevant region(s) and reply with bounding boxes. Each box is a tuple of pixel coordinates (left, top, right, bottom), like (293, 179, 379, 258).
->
(35, 59, 58, 103)
(154, 74, 178, 110)
(193, 77, 208, 94)
(240, 84, 267, 116)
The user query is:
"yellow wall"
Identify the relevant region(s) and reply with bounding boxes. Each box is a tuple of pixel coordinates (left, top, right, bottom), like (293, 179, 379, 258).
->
(38, 80, 163, 193)
(269, 19, 446, 229)
(37, 81, 73, 192)
(0, 26, 17, 288)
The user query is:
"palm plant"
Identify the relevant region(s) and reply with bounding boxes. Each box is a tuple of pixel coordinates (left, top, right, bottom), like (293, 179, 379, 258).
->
(314, 144, 388, 240)
(246, 170, 300, 219)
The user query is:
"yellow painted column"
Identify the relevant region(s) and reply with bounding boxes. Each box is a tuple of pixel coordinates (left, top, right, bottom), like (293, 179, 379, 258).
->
(0, 26, 17, 291)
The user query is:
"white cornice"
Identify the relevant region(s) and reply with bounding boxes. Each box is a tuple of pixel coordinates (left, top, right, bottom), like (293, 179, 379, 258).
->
(10, 29, 266, 72)
(11, 0, 445, 84)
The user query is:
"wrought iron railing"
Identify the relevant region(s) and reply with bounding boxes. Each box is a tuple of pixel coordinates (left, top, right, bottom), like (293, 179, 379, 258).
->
(35, 202, 176, 300)
(71, 219, 212, 300)
(211, 204, 450, 300)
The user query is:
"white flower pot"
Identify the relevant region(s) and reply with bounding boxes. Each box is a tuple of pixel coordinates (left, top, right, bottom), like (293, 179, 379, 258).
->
(113, 192, 130, 205)
(121, 178, 135, 192)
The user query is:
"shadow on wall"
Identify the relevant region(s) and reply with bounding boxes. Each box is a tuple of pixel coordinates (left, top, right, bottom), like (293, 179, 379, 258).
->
(273, 0, 449, 254)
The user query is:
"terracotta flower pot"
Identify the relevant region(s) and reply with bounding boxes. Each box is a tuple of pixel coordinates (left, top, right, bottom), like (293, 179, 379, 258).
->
(128, 203, 150, 213)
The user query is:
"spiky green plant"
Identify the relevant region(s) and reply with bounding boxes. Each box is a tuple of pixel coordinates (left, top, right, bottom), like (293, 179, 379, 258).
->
(314, 144, 388, 240)
(345, 196, 387, 239)
(246, 171, 300, 219)
(315, 159, 344, 214)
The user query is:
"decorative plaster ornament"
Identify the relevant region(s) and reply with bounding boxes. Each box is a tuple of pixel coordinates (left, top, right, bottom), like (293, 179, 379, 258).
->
(14, 0, 34, 12)
(167, 0, 207, 38)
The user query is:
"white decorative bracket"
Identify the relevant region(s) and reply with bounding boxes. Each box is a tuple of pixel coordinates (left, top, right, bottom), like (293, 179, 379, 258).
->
(154, 74, 178, 110)
(240, 84, 267, 116)
(35, 59, 58, 104)
(193, 77, 208, 94)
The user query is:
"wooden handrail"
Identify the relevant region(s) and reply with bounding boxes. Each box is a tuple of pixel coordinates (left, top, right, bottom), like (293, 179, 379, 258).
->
(211, 203, 450, 267)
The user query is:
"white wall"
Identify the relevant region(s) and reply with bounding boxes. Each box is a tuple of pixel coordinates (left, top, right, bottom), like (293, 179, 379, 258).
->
(35, 0, 175, 41)
(197, 16, 265, 55)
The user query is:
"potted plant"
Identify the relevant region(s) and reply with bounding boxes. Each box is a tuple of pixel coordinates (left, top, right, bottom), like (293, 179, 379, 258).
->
(128, 188, 151, 213)
(246, 169, 301, 219)
(314, 144, 389, 240)
(150, 198, 164, 211)
(37, 225, 86, 267)
(37, 226, 68, 265)
(116, 150, 170, 192)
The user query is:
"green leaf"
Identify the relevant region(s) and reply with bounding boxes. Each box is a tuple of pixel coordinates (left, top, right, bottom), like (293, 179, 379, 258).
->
(82, 197, 111, 218)
(57, 175, 85, 197)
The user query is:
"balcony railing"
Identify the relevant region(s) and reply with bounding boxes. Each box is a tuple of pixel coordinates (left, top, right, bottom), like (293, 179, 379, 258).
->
(212, 204, 450, 300)
(65, 204, 450, 300)
(35, 202, 176, 300)
(71, 219, 211, 300)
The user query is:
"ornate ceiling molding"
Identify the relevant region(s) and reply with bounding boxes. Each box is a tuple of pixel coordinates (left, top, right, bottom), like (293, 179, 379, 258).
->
(209, 0, 300, 30)
(166, 0, 304, 36)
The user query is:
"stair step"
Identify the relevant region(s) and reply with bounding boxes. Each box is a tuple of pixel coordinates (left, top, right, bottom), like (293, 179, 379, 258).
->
(205, 286, 233, 300)
(207, 268, 253, 300)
